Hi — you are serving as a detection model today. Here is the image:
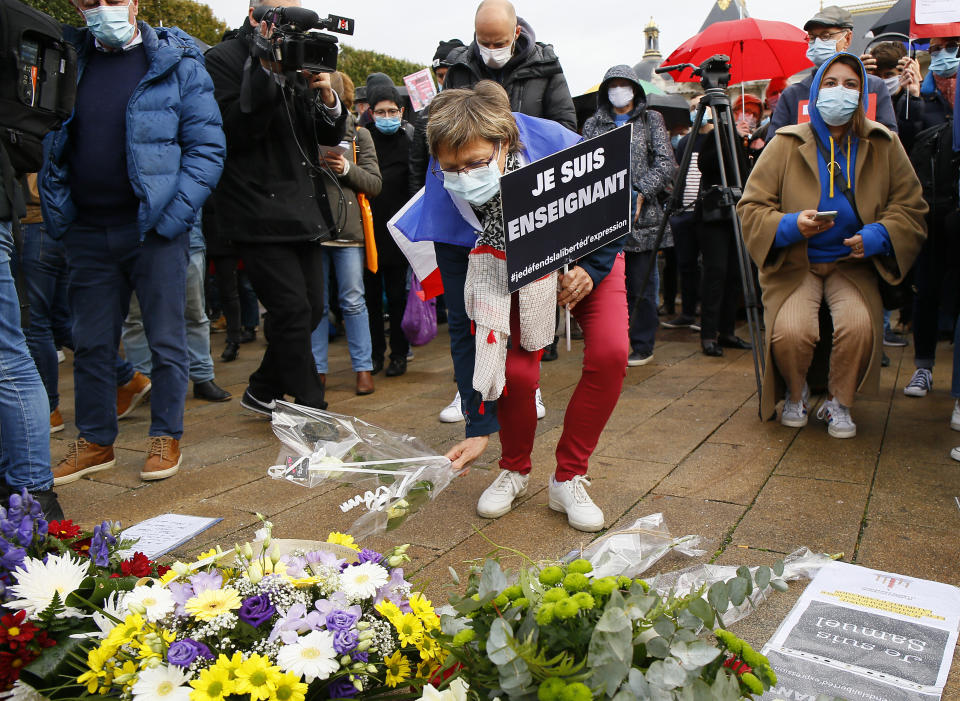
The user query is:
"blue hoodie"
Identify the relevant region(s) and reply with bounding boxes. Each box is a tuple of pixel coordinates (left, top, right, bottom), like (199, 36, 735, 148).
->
(773, 54, 892, 262)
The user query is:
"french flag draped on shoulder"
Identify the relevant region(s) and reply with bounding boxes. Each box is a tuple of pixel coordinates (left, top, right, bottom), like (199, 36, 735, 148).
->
(388, 113, 582, 300)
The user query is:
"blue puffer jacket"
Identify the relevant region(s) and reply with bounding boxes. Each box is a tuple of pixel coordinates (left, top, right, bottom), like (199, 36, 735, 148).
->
(40, 22, 225, 240)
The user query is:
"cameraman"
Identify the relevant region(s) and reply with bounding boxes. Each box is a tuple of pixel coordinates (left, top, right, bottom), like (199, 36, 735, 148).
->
(205, 0, 347, 415)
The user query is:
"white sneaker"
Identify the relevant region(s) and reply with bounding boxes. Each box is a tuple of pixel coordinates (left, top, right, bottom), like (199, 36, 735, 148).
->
(535, 388, 546, 420)
(548, 475, 604, 532)
(477, 470, 529, 518)
(903, 368, 932, 397)
(57, 349, 65, 363)
(951, 400, 960, 432)
(951, 447, 960, 462)
(816, 398, 856, 439)
(780, 384, 810, 428)
(439, 391, 464, 423)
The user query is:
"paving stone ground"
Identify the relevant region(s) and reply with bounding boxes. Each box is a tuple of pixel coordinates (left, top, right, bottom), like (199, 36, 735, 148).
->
(53, 321, 960, 693)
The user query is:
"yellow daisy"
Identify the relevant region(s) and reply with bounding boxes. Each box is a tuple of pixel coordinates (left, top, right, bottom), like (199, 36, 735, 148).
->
(185, 588, 243, 621)
(407, 593, 435, 618)
(104, 614, 145, 648)
(395, 613, 424, 647)
(326, 532, 360, 552)
(213, 652, 244, 683)
(416, 634, 441, 660)
(76, 644, 115, 694)
(272, 671, 308, 701)
(375, 600, 403, 625)
(189, 665, 233, 701)
(383, 650, 411, 688)
(233, 654, 282, 701)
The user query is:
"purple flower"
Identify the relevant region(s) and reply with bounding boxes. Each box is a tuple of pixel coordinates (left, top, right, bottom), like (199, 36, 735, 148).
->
(189, 570, 223, 595)
(167, 581, 195, 617)
(325, 609, 360, 631)
(351, 651, 369, 663)
(89, 522, 116, 567)
(239, 594, 276, 628)
(356, 549, 383, 565)
(327, 678, 358, 698)
(333, 628, 359, 654)
(167, 638, 214, 667)
(269, 603, 313, 644)
(375, 567, 412, 612)
(304, 549, 342, 569)
(280, 555, 307, 578)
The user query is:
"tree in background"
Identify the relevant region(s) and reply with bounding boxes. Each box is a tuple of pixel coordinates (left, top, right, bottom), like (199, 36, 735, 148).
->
(337, 45, 426, 86)
(19, 0, 228, 46)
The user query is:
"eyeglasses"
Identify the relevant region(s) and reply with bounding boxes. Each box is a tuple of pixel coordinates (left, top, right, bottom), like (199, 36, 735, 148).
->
(372, 108, 401, 118)
(76, 0, 128, 7)
(431, 141, 501, 181)
(929, 42, 959, 55)
(805, 30, 847, 43)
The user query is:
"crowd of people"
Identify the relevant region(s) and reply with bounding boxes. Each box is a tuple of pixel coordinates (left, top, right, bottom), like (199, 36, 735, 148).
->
(0, 0, 957, 530)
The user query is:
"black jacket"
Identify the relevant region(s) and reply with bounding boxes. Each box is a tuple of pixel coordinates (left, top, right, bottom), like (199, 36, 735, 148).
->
(442, 20, 576, 131)
(369, 122, 413, 267)
(204, 23, 347, 244)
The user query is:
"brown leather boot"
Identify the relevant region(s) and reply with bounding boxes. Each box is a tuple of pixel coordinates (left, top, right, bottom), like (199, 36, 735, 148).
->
(54, 438, 115, 486)
(356, 371, 375, 395)
(117, 371, 152, 419)
(50, 408, 64, 434)
(141, 436, 182, 481)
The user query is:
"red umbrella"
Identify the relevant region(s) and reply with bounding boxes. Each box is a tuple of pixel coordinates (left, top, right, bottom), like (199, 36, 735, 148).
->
(662, 18, 812, 84)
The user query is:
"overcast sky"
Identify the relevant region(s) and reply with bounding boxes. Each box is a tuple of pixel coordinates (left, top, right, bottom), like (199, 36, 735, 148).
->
(202, 0, 829, 95)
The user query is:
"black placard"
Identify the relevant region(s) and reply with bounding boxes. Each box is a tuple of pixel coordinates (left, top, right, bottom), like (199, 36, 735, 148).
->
(501, 126, 632, 292)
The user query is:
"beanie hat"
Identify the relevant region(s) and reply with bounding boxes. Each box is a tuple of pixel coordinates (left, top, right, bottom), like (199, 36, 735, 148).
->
(432, 39, 465, 68)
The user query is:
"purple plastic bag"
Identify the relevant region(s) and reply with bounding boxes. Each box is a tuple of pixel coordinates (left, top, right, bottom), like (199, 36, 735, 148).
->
(401, 276, 437, 346)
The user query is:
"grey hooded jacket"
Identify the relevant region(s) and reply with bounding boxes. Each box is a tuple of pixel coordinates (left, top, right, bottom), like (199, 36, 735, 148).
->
(582, 65, 676, 253)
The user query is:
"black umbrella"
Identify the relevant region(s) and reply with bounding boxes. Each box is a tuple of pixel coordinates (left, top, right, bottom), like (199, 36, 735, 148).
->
(647, 93, 691, 130)
(870, 0, 909, 37)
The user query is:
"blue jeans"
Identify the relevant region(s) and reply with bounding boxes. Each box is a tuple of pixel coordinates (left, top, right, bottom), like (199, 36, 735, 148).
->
(63, 223, 189, 444)
(311, 246, 372, 373)
(20, 222, 71, 410)
(0, 220, 52, 491)
(122, 249, 214, 383)
(625, 250, 660, 356)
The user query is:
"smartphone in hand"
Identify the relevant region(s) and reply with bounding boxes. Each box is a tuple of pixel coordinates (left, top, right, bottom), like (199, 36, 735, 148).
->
(813, 210, 838, 221)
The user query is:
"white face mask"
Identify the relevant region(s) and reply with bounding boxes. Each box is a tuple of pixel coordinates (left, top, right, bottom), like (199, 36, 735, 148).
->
(883, 75, 901, 95)
(608, 86, 634, 109)
(479, 43, 513, 69)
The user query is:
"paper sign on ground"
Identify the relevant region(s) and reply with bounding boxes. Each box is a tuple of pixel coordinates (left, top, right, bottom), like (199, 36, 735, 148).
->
(760, 562, 960, 700)
(402, 68, 437, 112)
(501, 125, 632, 292)
(120, 514, 221, 559)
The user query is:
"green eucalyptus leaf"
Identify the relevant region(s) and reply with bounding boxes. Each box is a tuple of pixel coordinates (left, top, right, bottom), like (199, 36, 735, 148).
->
(756, 565, 772, 591)
(498, 657, 532, 696)
(478, 559, 508, 599)
(671, 640, 721, 669)
(771, 579, 789, 592)
(728, 576, 748, 607)
(773, 559, 785, 577)
(736, 566, 751, 580)
(453, 596, 485, 614)
(711, 668, 743, 701)
(645, 658, 687, 690)
(448, 566, 460, 586)
(627, 668, 651, 698)
(612, 688, 640, 701)
(440, 613, 470, 636)
(653, 617, 675, 639)
(691, 678, 715, 701)
(708, 581, 729, 613)
(487, 618, 517, 665)
(646, 635, 670, 659)
(687, 597, 714, 628)
(589, 606, 633, 694)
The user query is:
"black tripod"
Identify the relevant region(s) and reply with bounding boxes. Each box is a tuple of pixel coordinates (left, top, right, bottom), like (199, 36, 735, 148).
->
(632, 54, 765, 407)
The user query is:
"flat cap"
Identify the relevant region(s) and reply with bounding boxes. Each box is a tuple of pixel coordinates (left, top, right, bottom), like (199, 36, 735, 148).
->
(804, 5, 854, 31)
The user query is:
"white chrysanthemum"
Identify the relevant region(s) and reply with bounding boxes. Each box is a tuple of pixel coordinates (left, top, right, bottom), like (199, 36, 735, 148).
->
(7, 680, 52, 701)
(276, 630, 339, 682)
(6, 552, 89, 618)
(339, 562, 389, 600)
(420, 679, 469, 701)
(131, 664, 192, 701)
(125, 585, 175, 621)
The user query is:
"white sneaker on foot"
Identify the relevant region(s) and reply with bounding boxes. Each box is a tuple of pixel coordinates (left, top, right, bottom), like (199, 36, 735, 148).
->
(903, 368, 932, 397)
(535, 388, 546, 420)
(548, 475, 604, 532)
(951, 400, 960, 432)
(816, 398, 856, 439)
(477, 470, 529, 518)
(951, 447, 960, 462)
(439, 391, 464, 423)
(780, 384, 810, 428)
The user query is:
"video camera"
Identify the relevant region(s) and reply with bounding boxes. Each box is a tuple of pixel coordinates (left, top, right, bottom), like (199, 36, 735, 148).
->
(656, 54, 731, 91)
(251, 6, 354, 75)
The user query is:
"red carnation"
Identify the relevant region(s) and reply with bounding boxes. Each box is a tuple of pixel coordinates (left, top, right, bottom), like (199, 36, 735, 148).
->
(0, 647, 36, 688)
(120, 552, 153, 578)
(71, 537, 91, 557)
(156, 564, 171, 577)
(48, 519, 82, 540)
(723, 656, 753, 676)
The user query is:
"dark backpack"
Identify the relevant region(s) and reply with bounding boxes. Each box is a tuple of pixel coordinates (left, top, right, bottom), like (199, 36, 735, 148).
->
(0, 0, 77, 172)
(908, 118, 958, 217)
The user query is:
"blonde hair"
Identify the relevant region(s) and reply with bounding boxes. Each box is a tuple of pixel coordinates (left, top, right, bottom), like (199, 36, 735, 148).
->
(427, 80, 520, 157)
(331, 71, 355, 111)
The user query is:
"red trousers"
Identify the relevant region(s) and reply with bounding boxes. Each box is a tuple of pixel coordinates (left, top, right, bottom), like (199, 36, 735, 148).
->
(498, 254, 629, 480)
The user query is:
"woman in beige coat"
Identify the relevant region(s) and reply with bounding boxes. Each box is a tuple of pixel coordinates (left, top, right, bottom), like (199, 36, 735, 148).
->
(738, 53, 926, 436)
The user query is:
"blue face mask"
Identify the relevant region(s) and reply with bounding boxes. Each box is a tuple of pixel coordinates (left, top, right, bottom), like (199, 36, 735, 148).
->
(929, 47, 959, 77)
(806, 38, 839, 67)
(816, 85, 861, 126)
(442, 143, 502, 206)
(374, 116, 402, 134)
(83, 1, 136, 49)
(671, 134, 682, 148)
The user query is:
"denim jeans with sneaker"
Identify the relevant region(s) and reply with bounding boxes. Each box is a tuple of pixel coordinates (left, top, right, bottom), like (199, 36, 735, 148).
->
(20, 222, 72, 411)
(624, 250, 659, 356)
(311, 246, 373, 374)
(122, 249, 215, 383)
(64, 223, 189, 444)
(0, 219, 52, 491)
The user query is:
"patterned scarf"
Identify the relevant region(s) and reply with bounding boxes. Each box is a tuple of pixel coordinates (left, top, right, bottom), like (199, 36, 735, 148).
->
(464, 151, 557, 401)
(933, 74, 956, 110)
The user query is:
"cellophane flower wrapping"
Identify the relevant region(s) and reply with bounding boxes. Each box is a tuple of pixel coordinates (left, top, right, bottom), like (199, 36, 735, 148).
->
(268, 401, 460, 538)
